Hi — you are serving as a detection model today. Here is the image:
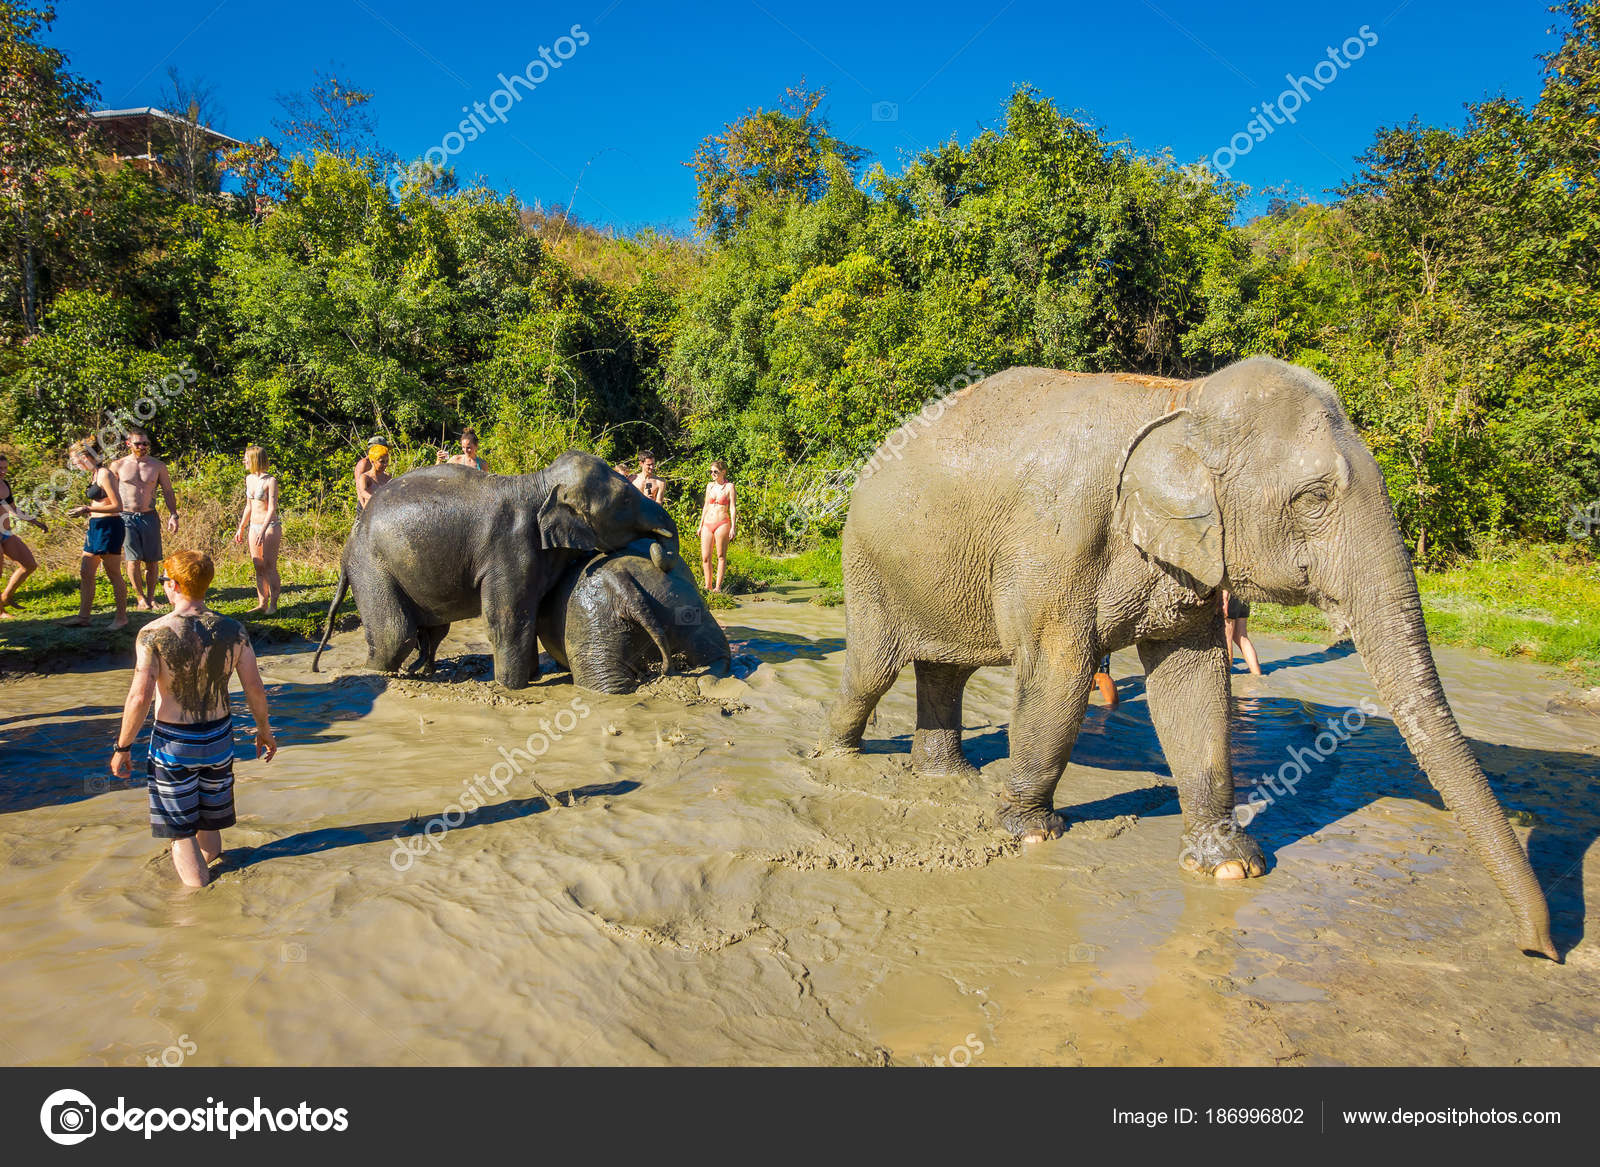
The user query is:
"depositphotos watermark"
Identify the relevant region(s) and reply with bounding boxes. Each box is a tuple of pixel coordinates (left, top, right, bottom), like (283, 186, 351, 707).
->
(5, 364, 196, 532)
(388, 24, 589, 195)
(782, 364, 985, 537)
(1208, 25, 1378, 179)
(390, 695, 590, 871)
(40, 1088, 348, 1144)
(1234, 698, 1380, 826)
(1567, 500, 1599, 539)
(931, 1032, 986, 1067)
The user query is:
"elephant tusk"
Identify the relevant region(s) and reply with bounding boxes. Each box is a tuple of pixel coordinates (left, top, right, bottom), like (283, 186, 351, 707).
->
(649, 541, 669, 572)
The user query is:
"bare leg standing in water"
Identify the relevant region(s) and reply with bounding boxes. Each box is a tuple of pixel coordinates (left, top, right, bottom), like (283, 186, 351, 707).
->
(1221, 588, 1263, 675)
(110, 551, 275, 888)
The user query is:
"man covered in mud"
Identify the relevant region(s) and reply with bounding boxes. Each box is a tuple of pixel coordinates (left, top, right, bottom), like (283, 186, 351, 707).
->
(109, 427, 180, 610)
(110, 550, 277, 888)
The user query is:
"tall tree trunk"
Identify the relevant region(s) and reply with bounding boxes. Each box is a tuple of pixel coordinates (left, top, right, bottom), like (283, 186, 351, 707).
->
(16, 207, 39, 334)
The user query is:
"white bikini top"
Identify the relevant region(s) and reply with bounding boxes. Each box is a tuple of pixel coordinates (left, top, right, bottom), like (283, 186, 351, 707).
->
(246, 475, 273, 501)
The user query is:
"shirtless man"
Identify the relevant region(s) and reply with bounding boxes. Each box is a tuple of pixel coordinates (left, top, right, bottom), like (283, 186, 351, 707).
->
(631, 450, 666, 505)
(355, 444, 391, 514)
(111, 550, 276, 888)
(110, 428, 180, 610)
(435, 426, 488, 470)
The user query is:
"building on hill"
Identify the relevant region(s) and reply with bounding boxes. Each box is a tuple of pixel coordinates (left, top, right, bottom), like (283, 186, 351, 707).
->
(89, 107, 246, 195)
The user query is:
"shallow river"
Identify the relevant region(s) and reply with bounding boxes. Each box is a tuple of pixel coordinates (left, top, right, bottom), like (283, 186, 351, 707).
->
(3, 586, 1597, 1065)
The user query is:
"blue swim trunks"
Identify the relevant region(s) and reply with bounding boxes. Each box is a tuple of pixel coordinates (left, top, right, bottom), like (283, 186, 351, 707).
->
(147, 714, 237, 839)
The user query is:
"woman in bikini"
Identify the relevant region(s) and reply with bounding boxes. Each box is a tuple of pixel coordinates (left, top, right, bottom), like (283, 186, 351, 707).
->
(0, 451, 48, 617)
(61, 440, 129, 628)
(232, 445, 282, 613)
(698, 460, 736, 593)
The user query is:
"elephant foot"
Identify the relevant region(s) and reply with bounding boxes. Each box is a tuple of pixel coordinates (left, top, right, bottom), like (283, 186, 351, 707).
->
(909, 731, 981, 780)
(998, 801, 1065, 845)
(817, 734, 862, 759)
(1178, 818, 1266, 880)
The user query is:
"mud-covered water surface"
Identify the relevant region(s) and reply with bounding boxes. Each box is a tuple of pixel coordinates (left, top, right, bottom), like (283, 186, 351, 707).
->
(3, 587, 1598, 1066)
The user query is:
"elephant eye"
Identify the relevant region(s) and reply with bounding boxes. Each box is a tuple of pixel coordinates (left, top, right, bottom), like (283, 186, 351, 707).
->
(1295, 484, 1332, 516)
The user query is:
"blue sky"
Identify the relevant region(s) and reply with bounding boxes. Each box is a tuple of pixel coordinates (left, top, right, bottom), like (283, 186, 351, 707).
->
(53, 0, 1558, 231)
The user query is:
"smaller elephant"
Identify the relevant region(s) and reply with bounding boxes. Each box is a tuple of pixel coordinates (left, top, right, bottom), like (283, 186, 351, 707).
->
(537, 538, 731, 693)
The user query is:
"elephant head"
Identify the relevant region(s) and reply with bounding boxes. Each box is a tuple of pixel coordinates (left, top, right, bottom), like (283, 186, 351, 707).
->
(538, 537, 731, 693)
(532, 451, 678, 555)
(1115, 356, 1557, 960)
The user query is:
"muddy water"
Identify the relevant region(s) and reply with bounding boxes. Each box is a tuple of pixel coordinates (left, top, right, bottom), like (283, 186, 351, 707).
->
(2, 588, 1598, 1066)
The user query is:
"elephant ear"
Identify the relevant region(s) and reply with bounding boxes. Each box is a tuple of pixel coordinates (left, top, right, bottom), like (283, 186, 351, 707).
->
(537, 483, 601, 551)
(1114, 409, 1223, 591)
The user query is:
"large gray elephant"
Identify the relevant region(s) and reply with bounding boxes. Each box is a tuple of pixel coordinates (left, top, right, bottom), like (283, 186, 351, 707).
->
(313, 452, 676, 689)
(536, 537, 731, 693)
(822, 357, 1557, 960)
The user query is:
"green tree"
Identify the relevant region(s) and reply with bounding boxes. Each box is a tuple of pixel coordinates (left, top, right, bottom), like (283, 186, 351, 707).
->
(0, 1, 96, 333)
(687, 82, 868, 240)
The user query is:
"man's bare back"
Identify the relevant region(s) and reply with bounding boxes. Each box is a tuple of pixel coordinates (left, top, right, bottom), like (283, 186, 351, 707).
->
(135, 610, 249, 724)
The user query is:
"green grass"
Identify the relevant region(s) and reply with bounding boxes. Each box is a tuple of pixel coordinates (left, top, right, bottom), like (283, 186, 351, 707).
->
(727, 542, 843, 590)
(0, 559, 346, 673)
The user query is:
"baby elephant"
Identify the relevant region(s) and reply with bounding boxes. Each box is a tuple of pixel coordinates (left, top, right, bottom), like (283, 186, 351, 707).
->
(537, 538, 731, 693)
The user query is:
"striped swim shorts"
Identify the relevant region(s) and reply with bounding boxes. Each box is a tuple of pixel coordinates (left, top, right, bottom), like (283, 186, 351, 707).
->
(147, 714, 237, 839)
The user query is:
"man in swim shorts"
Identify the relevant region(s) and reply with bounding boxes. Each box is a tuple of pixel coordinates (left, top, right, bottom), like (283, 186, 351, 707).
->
(110, 550, 276, 888)
(110, 428, 180, 611)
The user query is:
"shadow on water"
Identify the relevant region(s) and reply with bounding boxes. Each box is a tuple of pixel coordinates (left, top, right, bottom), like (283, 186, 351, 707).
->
(216, 780, 640, 876)
(722, 628, 846, 663)
(1260, 640, 1357, 675)
(0, 675, 389, 815)
(871, 683, 1598, 953)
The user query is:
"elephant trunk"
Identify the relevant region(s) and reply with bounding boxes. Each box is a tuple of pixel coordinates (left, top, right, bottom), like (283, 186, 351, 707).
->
(1337, 513, 1557, 960)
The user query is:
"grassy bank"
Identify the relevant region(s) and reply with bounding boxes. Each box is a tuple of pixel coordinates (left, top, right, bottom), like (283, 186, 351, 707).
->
(1250, 544, 1600, 685)
(5, 534, 1595, 688)
(0, 558, 345, 675)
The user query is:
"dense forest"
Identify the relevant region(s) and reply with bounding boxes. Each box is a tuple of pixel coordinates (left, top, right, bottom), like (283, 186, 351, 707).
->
(2, 2, 1597, 562)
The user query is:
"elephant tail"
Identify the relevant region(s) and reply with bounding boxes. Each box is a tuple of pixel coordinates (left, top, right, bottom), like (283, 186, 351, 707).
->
(311, 561, 351, 673)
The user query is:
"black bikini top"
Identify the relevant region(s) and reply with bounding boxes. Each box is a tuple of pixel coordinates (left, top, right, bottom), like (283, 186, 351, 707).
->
(87, 480, 106, 501)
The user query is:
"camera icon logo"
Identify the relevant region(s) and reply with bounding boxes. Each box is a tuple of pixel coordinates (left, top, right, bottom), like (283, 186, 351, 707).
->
(280, 942, 307, 963)
(40, 1088, 97, 1145)
(871, 100, 899, 122)
(675, 605, 702, 626)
